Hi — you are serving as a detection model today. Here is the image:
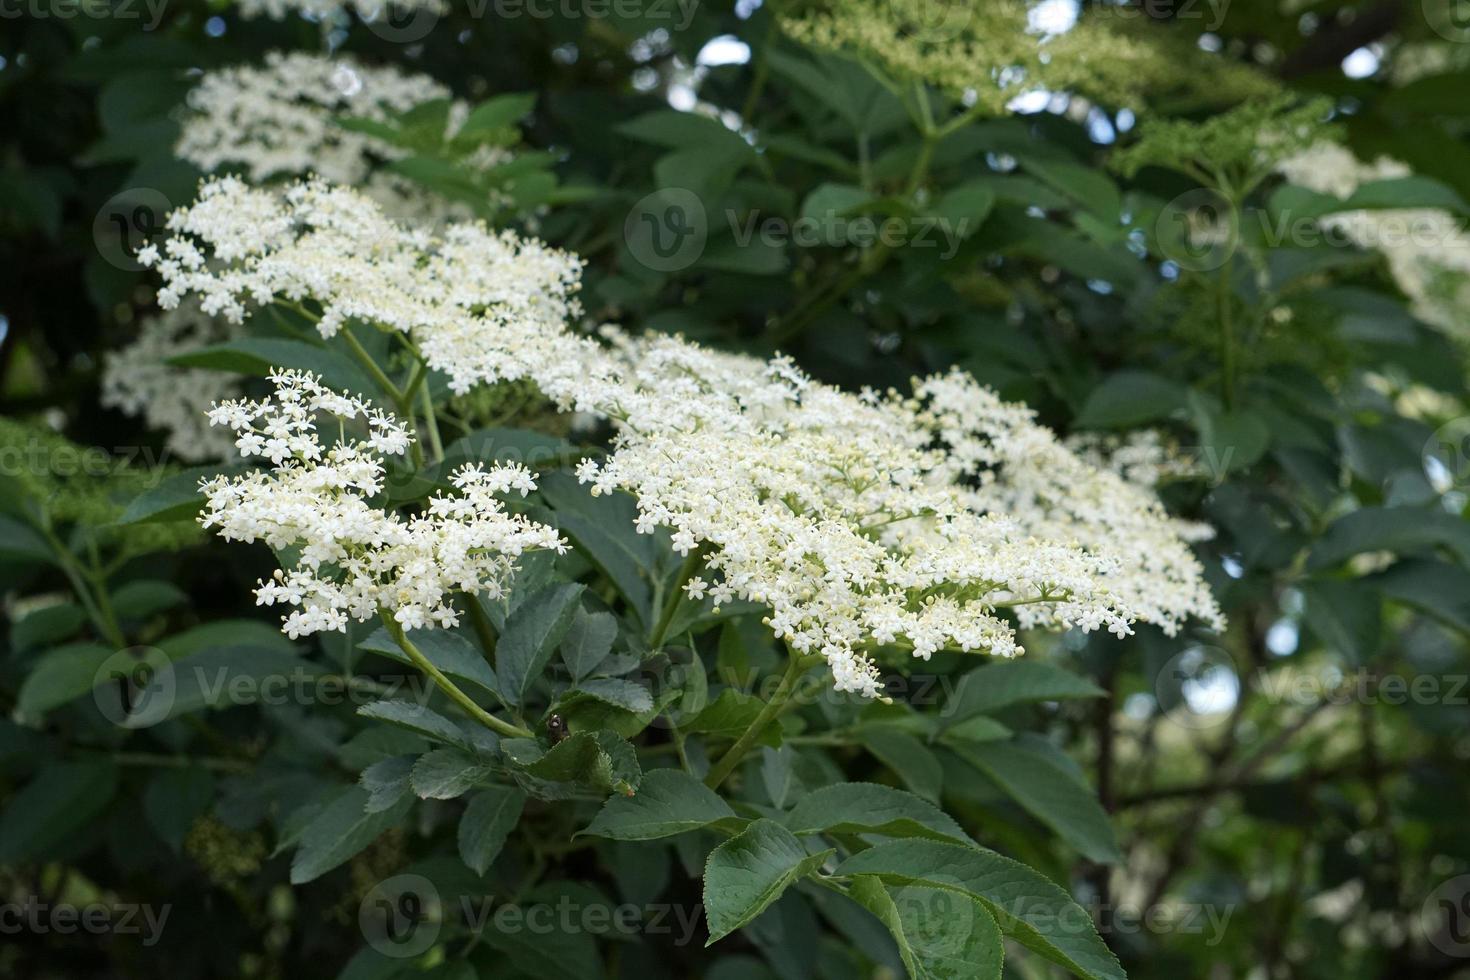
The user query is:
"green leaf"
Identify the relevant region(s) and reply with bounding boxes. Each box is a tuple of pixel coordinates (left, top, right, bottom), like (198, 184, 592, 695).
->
(110, 579, 187, 619)
(497, 583, 585, 706)
(0, 762, 119, 862)
(949, 739, 1121, 863)
(1076, 371, 1187, 429)
(16, 643, 113, 716)
(848, 876, 1004, 980)
(783, 783, 971, 846)
(703, 819, 834, 945)
(359, 626, 500, 699)
(560, 607, 618, 681)
(568, 677, 655, 714)
(357, 700, 478, 752)
(360, 755, 416, 814)
(290, 786, 414, 884)
(619, 110, 754, 159)
(537, 473, 656, 624)
(859, 728, 944, 803)
(457, 93, 536, 140)
(581, 768, 743, 840)
(511, 730, 641, 798)
(117, 465, 241, 525)
(1366, 558, 1470, 633)
(0, 515, 53, 562)
(10, 603, 84, 653)
(169, 338, 381, 400)
(1339, 175, 1469, 214)
(928, 185, 995, 242)
(458, 785, 527, 875)
(941, 662, 1104, 727)
(686, 689, 782, 745)
(1300, 578, 1382, 663)
(799, 183, 876, 246)
(143, 768, 214, 853)
(411, 748, 496, 800)
(836, 840, 1124, 980)
(1308, 507, 1470, 570)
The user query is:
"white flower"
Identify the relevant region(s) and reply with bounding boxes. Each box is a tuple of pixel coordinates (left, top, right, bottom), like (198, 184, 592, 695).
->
(575, 335, 1224, 698)
(146, 176, 589, 396)
(1276, 141, 1470, 336)
(200, 370, 564, 637)
(233, 0, 445, 24)
(100, 300, 249, 461)
(176, 52, 514, 224)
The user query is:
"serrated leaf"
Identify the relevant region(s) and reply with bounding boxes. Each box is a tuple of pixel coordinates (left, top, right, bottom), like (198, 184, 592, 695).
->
(836, 840, 1124, 980)
(948, 739, 1120, 864)
(411, 748, 495, 800)
(703, 819, 833, 945)
(498, 583, 585, 706)
(783, 783, 971, 845)
(859, 728, 944, 803)
(942, 662, 1104, 727)
(458, 785, 527, 875)
(581, 768, 743, 840)
(359, 626, 500, 699)
(360, 755, 416, 814)
(560, 607, 618, 681)
(290, 786, 413, 884)
(849, 876, 1004, 980)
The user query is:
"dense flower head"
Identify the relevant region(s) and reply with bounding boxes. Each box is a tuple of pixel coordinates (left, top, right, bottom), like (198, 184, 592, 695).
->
(233, 0, 444, 21)
(576, 334, 1222, 697)
(781, 0, 1274, 113)
(1275, 141, 1470, 337)
(138, 177, 585, 395)
(200, 370, 564, 637)
(175, 52, 511, 224)
(101, 300, 249, 462)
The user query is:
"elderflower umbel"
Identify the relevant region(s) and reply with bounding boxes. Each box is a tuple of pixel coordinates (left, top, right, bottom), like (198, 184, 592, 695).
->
(175, 52, 514, 225)
(576, 334, 1222, 698)
(101, 300, 249, 462)
(139, 177, 586, 396)
(199, 370, 563, 637)
(1275, 141, 1470, 337)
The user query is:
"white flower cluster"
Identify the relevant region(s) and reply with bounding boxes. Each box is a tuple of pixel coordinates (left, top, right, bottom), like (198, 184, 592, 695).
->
(915, 371, 1223, 640)
(1276, 141, 1470, 336)
(200, 370, 563, 636)
(575, 336, 1223, 697)
(100, 301, 248, 461)
(138, 177, 585, 396)
(233, 0, 444, 22)
(176, 52, 496, 224)
(148, 176, 1221, 696)
(1064, 429, 1203, 492)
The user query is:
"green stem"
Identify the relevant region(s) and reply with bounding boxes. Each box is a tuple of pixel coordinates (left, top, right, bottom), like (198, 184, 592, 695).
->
(704, 654, 813, 790)
(648, 547, 706, 649)
(420, 380, 445, 462)
(379, 611, 533, 739)
(341, 325, 403, 404)
(1218, 260, 1237, 410)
